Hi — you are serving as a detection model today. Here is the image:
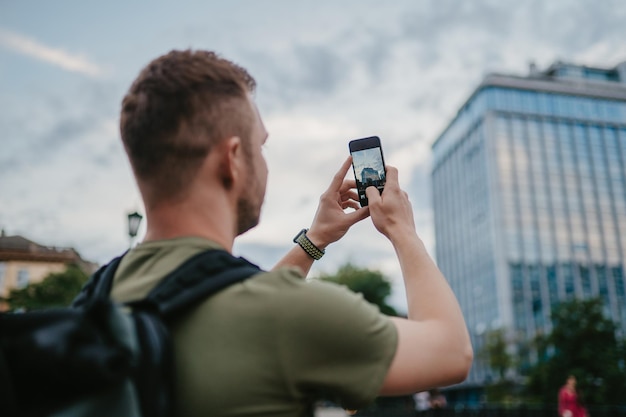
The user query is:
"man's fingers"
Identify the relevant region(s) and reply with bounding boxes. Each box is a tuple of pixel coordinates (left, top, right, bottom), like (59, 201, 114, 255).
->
(339, 178, 357, 194)
(341, 190, 359, 203)
(330, 157, 353, 191)
(345, 206, 370, 224)
(342, 200, 361, 211)
(384, 165, 399, 187)
(365, 186, 381, 205)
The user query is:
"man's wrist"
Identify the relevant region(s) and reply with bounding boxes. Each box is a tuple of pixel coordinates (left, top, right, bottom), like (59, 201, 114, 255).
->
(302, 228, 328, 251)
(388, 230, 423, 250)
(293, 228, 325, 260)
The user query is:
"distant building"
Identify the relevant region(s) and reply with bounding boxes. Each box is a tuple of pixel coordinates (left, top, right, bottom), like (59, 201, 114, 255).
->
(431, 60, 626, 401)
(0, 231, 97, 309)
(361, 167, 381, 183)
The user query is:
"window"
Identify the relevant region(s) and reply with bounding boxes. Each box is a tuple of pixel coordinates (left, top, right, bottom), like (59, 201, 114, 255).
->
(0, 262, 6, 290)
(597, 266, 609, 297)
(547, 265, 559, 305)
(16, 269, 29, 289)
(580, 265, 592, 297)
(611, 267, 624, 298)
(562, 263, 575, 298)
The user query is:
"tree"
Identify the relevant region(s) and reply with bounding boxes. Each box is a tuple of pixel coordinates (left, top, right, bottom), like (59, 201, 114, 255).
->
(482, 328, 517, 381)
(526, 297, 626, 405)
(5, 264, 89, 311)
(318, 263, 398, 316)
(479, 328, 521, 403)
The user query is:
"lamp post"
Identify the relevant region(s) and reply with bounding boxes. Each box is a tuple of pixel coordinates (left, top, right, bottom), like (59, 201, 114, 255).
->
(127, 211, 143, 247)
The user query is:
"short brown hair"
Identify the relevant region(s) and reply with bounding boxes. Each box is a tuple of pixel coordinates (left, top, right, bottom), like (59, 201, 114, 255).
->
(120, 49, 256, 202)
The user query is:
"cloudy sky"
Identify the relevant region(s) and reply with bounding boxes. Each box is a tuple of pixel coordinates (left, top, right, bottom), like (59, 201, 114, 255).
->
(2, 0, 626, 311)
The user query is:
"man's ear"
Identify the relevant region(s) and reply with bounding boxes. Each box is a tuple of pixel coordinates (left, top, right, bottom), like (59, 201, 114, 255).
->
(218, 136, 243, 190)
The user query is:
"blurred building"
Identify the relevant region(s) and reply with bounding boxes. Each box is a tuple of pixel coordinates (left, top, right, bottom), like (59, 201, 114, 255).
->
(431, 60, 626, 401)
(361, 167, 381, 183)
(0, 230, 97, 310)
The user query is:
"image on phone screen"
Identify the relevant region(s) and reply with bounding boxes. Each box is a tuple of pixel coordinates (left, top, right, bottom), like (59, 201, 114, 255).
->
(350, 137, 386, 207)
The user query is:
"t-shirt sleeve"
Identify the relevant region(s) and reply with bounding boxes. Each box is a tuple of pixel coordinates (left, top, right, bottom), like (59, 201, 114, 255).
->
(272, 271, 398, 409)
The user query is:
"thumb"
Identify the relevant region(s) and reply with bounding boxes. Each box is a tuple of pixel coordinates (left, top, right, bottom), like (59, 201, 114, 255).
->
(365, 186, 381, 206)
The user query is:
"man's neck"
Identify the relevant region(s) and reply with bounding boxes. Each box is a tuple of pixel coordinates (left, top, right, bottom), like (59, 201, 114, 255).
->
(142, 198, 236, 252)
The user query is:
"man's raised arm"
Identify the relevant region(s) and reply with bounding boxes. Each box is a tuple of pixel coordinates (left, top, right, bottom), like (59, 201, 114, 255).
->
(365, 166, 473, 394)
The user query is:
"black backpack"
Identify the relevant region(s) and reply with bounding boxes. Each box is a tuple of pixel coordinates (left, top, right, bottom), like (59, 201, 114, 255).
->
(0, 249, 261, 417)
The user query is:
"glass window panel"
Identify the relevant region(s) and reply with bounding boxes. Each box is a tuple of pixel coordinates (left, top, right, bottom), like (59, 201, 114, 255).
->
(495, 88, 507, 108)
(0, 262, 5, 291)
(509, 90, 521, 112)
(16, 269, 29, 289)
(613, 267, 625, 297)
(580, 265, 592, 297)
(562, 263, 575, 298)
(580, 98, 593, 119)
(597, 266, 609, 297)
(547, 266, 559, 304)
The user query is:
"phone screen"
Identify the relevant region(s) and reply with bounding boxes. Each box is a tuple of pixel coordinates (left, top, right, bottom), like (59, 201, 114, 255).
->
(349, 136, 386, 207)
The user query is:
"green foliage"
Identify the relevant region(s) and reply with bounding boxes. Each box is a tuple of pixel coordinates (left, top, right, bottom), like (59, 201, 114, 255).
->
(6, 264, 89, 310)
(482, 328, 517, 380)
(526, 297, 626, 405)
(484, 380, 521, 405)
(478, 328, 522, 403)
(319, 263, 398, 316)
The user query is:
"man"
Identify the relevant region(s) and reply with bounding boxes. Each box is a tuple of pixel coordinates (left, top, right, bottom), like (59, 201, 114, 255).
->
(113, 49, 472, 417)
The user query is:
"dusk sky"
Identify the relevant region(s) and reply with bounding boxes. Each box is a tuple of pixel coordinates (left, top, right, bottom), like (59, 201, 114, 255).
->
(2, 0, 626, 311)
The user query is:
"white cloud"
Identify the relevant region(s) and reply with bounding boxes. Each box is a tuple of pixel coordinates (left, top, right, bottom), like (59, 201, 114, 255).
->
(264, 113, 359, 144)
(2, 0, 626, 312)
(574, 40, 626, 66)
(0, 28, 104, 78)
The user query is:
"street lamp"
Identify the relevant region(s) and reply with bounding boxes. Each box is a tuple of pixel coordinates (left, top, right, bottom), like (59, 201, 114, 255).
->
(127, 211, 143, 247)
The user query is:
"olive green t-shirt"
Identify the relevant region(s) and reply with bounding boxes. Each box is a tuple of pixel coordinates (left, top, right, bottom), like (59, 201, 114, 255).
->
(111, 237, 398, 417)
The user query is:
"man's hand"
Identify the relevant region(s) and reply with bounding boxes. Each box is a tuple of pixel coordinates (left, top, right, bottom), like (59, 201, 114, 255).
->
(365, 166, 416, 242)
(306, 157, 370, 249)
(272, 157, 369, 275)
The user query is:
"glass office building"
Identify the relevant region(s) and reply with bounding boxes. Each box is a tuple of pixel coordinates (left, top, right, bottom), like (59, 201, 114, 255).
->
(431, 61, 626, 389)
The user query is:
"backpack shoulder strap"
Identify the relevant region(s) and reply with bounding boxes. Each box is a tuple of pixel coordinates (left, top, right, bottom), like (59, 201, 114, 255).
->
(133, 249, 261, 319)
(71, 254, 125, 308)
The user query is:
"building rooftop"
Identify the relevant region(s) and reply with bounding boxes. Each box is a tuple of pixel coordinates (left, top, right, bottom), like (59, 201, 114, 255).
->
(482, 60, 626, 100)
(0, 230, 95, 270)
(541, 60, 626, 83)
(432, 59, 626, 153)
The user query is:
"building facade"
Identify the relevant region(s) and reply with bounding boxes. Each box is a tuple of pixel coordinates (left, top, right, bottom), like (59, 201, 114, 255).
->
(431, 61, 626, 393)
(0, 231, 97, 310)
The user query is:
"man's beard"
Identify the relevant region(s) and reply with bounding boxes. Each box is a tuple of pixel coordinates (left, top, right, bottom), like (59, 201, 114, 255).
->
(236, 195, 260, 236)
(235, 151, 265, 236)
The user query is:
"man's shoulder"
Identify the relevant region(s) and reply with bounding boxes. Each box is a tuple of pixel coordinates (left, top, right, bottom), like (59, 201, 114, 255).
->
(111, 237, 232, 302)
(255, 267, 376, 305)
(254, 268, 393, 330)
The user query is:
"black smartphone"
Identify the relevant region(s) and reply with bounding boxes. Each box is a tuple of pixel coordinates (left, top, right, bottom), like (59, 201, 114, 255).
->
(349, 136, 386, 207)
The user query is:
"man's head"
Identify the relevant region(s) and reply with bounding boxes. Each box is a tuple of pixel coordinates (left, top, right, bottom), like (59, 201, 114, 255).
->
(120, 49, 267, 235)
